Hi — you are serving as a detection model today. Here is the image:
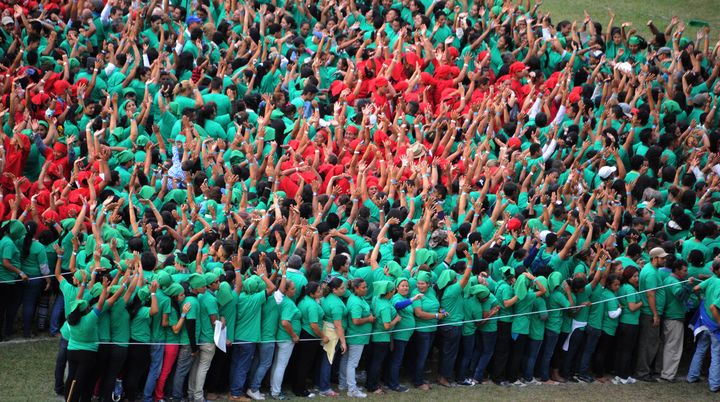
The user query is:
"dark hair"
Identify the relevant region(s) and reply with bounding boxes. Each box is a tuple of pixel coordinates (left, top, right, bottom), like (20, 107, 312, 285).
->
(622, 266, 639, 284)
(66, 305, 87, 326)
(21, 221, 38, 258)
(298, 281, 321, 302)
(349, 278, 366, 293)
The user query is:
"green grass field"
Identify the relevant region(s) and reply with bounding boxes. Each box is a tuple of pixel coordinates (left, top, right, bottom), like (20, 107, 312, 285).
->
(1, 337, 718, 402)
(542, 0, 720, 39)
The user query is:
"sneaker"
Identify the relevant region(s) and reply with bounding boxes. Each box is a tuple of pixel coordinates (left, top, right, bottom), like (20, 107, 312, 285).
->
(525, 378, 541, 386)
(498, 381, 512, 387)
(347, 390, 367, 398)
(625, 377, 637, 384)
(294, 390, 316, 398)
(611, 376, 625, 385)
(389, 386, 409, 393)
(457, 379, 475, 386)
(637, 374, 655, 383)
(271, 393, 288, 400)
(657, 377, 675, 383)
(575, 374, 594, 384)
(318, 390, 338, 397)
(247, 390, 265, 400)
(511, 380, 527, 387)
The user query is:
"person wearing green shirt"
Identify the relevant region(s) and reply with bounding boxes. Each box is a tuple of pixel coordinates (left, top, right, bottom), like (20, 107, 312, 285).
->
(491, 266, 519, 385)
(170, 273, 206, 402)
(458, 284, 488, 385)
(687, 259, 720, 391)
(290, 281, 327, 398)
(270, 276, 300, 400)
(436, 257, 472, 387)
(65, 280, 109, 402)
(230, 269, 275, 401)
(472, 280, 501, 384)
(539, 272, 572, 383)
(577, 264, 609, 383)
(636, 247, 668, 381)
(615, 266, 643, 383)
(411, 271, 441, 390)
(524, 277, 549, 384)
(19, 221, 49, 338)
(367, 280, 400, 394)
(155, 282, 190, 402)
(188, 272, 221, 402)
(660, 260, 692, 382)
(124, 280, 159, 402)
(595, 274, 622, 383)
(318, 278, 347, 397)
(0, 220, 27, 338)
(387, 278, 421, 392)
(508, 273, 546, 385)
(340, 278, 374, 398)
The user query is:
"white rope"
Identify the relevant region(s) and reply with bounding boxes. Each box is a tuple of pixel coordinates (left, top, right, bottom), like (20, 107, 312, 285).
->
(87, 277, 697, 346)
(0, 273, 56, 283)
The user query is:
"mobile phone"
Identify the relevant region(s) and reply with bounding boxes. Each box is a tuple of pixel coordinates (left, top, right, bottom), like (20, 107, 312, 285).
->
(438, 211, 445, 220)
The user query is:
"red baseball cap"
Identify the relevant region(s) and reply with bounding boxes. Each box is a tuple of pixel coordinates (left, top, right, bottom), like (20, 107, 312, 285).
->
(507, 217, 522, 231)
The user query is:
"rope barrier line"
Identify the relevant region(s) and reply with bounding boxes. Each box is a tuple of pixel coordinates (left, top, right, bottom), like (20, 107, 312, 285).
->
(0, 273, 56, 283)
(83, 277, 698, 346)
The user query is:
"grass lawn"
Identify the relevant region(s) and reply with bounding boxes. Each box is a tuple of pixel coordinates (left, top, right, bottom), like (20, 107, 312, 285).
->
(541, 0, 720, 39)
(1, 337, 719, 402)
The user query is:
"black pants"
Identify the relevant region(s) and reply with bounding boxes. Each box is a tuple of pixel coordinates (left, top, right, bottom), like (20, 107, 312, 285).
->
(66, 349, 97, 402)
(100, 344, 128, 401)
(367, 342, 390, 391)
(124, 342, 150, 401)
(615, 323, 639, 378)
(55, 336, 69, 395)
(561, 329, 585, 378)
(290, 330, 320, 394)
(0, 283, 19, 339)
(593, 332, 615, 377)
(551, 332, 569, 372)
(507, 334, 529, 382)
(491, 321, 512, 383)
(206, 344, 232, 393)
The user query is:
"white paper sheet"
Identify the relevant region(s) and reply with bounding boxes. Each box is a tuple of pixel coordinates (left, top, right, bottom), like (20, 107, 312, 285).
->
(214, 320, 227, 352)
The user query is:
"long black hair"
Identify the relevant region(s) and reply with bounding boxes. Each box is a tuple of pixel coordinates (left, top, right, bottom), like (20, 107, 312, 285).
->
(297, 281, 320, 303)
(21, 221, 38, 258)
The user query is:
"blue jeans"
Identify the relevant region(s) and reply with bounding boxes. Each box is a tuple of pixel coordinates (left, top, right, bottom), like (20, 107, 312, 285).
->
(524, 339, 543, 381)
(172, 345, 194, 399)
(367, 342, 390, 392)
(439, 325, 461, 380)
(688, 330, 720, 391)
(579, 326, 601, 376)
(230, 342, 256, 397)
(54, 336, 68, 395)
(21, 279, 43, 337)
(318, 343, 336, 392)
(538, 330, 560, 381)
(387, 339, 408, 389)
(472, 331, 497, 381)
(143, 345, 165, 402)
(457, 334, 476, 380)
(249, 342, 276, 391)
(412, 331, 435, 386)
(50, 293, 64, 336)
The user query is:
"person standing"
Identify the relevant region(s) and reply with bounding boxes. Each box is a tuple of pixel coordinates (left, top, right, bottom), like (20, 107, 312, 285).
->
(688, 258, 720, 393)
(341, 278, 374, 398)
(659, 259, 692, 382)
(636, 247, 667, 381)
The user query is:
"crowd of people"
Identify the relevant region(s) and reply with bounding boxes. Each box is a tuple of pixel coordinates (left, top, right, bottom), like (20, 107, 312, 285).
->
(0, 0, 719, 401)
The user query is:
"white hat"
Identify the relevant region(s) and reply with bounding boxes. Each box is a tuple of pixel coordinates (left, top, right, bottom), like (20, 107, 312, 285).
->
(539, 230, 552, 242)
(598, 166, 617, 179)
(1, 16, 14, 25)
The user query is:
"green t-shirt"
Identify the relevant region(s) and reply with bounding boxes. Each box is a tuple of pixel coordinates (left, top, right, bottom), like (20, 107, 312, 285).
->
(234, 291, 266, 342)
(391, 293, 415, 341)
(479, 293, 499, 333)
(347, 294, 372, 345)
(547, 290, 570, 333)
(322, 293, 348, 329)
(639, 264, 661, 316)
(587, 283, 606, 330)
(68, 309, 101, 352)
(152, 290, 171, 342)
(462, 295, 484, 337)
(512, 291, 536, 335)
(618, 284, 641, 325)
(298, 296, 324, 337)
(130, 305, 152, 343)
(439, 282, 464, 326)
(20, 241, 48, 277)
(260, 292, 282, 342)
(110, 297, 130, 346)
(277, 296, 301, 342)
(601, 288, 621, 336)
(371, 296, 396, 343)
(0, 237, 20, 281)
(699, 276, 720, 319)
(529, 297, 548, 341)
(412, 288, 439, 333)
(198, 292, 219, 343)
(97, 303, 112, 342)
(495, 281, 515, 323)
